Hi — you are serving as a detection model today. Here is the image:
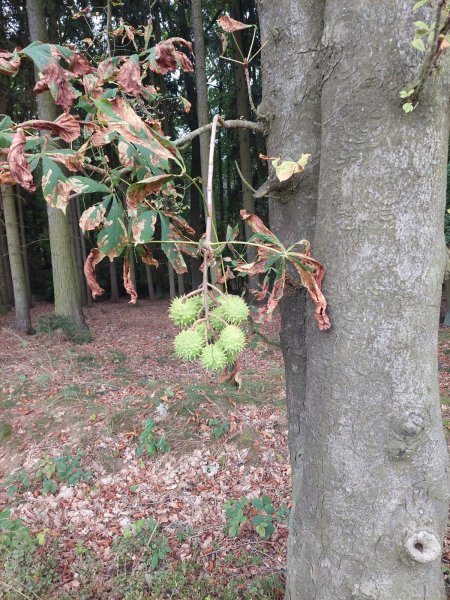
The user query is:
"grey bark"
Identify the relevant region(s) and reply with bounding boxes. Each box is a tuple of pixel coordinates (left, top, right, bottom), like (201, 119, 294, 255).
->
(445, 278, 450, 326)
(0, 228, 8, 310)
(177, 273, 185, 296)
(75, 197, 92, 308)
(1, 185, 33, 333)
(26, 0, 86, 329)
(259, 0, 450, 597)
(0, 216, 13, 305)
(258, 1, 324, 595)
(16, 192, 32, 307)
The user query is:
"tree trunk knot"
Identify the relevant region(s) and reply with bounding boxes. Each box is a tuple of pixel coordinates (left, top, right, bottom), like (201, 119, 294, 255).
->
(405, 530, 441, 563)
(386, 410, 426, 459)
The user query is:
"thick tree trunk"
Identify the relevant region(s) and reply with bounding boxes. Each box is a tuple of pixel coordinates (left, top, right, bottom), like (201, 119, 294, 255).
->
(26, 0, 86, 330)
(0, 231, 9, 311)
(258, 1, 324, 595)
(1, 185, 33, 333)
(260, 0, 450, 597)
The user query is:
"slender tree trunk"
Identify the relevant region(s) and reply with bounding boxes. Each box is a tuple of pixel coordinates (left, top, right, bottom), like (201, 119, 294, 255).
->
(1, 185, 33, 333)
(75, 197, 92, 308)
(0, 218, 9, 311)
(260, 0, 450, 597)
(168, 262, 176, 299)
(109, 259, 119, 303)
(67, 201, 83, 305)
(177, 273, 185, 296)
(26, 0, 86, 329)
(145, 264, 155, 301)
(445, 278, 450, 326)
(0, 216, 13, 305)
(230, 0, 257, 289)
(258, 2, 323, 595)
(70, 201, 88, 306)
(16, 192, 32, 307)
(191, 0, 219, 284)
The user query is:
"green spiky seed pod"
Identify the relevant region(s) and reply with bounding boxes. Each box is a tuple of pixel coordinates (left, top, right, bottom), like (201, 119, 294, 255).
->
(169, 296, 199, 327)
(200, 344, 228, 371)
(191, 295, 204, 312)
(174, 329, 205, 361)
(210, 306, 227, 331)
(218, 325, 246, 361)
(219, 295, 249, 324)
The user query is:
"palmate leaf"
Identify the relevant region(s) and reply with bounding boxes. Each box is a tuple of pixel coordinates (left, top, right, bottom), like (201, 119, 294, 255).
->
(42, 156, 110, 213)
(159, 211, 188, 274)
(131, 209, 158, 244)
(21, 41, 73, 71)
(97, 195, 128, 258)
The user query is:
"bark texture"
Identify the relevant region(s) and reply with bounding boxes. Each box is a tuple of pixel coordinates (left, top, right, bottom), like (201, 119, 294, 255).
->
(257, 0, 324, 593)
(260, 0, 450, 597)
(1, 185, 33, 333)
(26, 0, 86, 329)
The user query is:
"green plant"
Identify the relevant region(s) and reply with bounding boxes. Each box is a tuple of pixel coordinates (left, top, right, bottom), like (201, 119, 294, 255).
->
(36, 315, 92, 344)
(224, 497, 248, 536)
(224, 496, 290, 540)
(0, 509, 59, 598)
(35, 451, 93, 494)
(109, 350, 127, 363)
(3, 469, 31, 499)
(208, 418, 230, 439)
(136, 418, 169, 457)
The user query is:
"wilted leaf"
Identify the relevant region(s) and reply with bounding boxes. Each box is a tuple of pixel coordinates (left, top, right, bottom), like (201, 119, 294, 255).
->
(123, 257, 138, 304)
(20, 113, 81, 143)
(126, 174, 173, 212)
(67, 53, 94, 75)
(148, 38, 193, 75)
(290, 254, 331, 331)
(179, 97, 191, 113)
(0, 167, 16, 185)
(7, 129, 35, 192)
(79, 201, 108, 231)
(137, 244, 158, 267)
(218, 15, 252, 33)
(84, 248, 106, 299)
(47, 141, 89, 172)
(117, 55, 142, 95)
(0, 49, 21, 75)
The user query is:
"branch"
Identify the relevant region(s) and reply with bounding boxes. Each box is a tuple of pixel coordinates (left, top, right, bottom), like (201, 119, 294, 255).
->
(174, 118, 265, 148)
(411, 0, 448, 103)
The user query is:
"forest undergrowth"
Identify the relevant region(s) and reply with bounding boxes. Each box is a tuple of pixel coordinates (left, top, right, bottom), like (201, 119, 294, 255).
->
(0, 301, 449, 598)
(0, 300, 288, 599)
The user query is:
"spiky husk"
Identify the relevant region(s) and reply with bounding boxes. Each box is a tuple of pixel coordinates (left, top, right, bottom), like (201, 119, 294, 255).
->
(169, 296, 199, 327)
(219, 295, 249, 324)
(174, 329, 205, 361)
(210, 306, 227, 331)
(218, 325, 246, 361)
(200, 344, 228, 371)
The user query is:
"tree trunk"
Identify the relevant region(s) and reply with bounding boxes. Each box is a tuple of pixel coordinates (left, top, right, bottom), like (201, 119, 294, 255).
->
(168, 262, 176, 299)
(0, 230, 9, 311)
(177, 273, 185, 296)
(110, 259, 119, 303)
(1, 185, 33, 333)
(191, 0, 219, 284)
(26, 0, 86, 330)
(16, 192, 32, 307)
(145, 264, 155, 302)
(258, 1, 323, 594)
(75, 197, 92, 308)
(0, 215, 13, 305)
(230, 0, 257, 290)
(445, 278, 450, 326)
(259, 0, 450, 597)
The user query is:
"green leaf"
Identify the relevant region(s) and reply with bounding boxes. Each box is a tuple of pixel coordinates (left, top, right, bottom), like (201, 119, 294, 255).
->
(413, 0, 430, 10)
(66, 177, 110, 195)
(97, 195, 128, 258)
(403, 102, 414, 113)
(412, 38, 426, 52)
(159, 212, 188, 274)
(131, 209, 158, 244)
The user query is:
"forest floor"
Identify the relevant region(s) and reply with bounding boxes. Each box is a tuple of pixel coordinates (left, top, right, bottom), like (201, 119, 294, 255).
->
(0, 301, 449, 599)
(0, 300, 287, 599)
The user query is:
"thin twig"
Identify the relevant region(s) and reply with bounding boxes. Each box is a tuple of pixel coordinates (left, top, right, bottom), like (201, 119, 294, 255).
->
(235, 160, 256, 194)
(411, 0, 447, 103)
